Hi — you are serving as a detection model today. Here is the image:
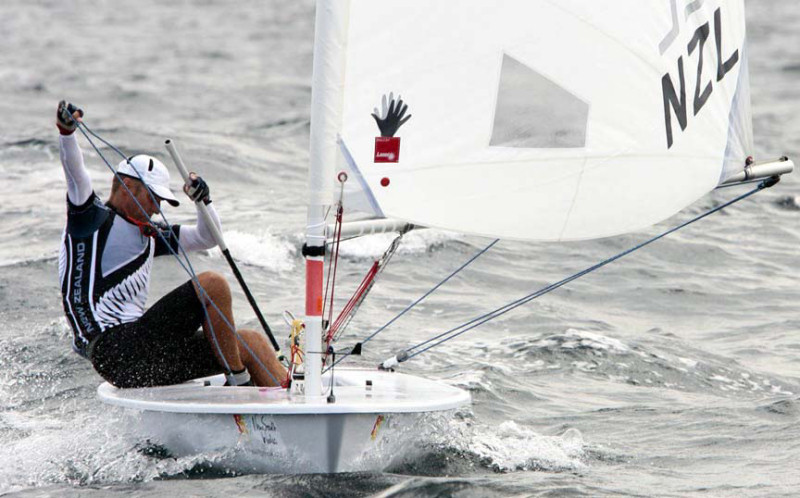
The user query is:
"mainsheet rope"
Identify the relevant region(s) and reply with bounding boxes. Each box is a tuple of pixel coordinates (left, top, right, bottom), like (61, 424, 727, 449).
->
(394, 178, 778, 363)
(330, 230, 406, 343)
(74, 121, 280, 386)
(363, 238, 500, 346)
(322, 237, 499, 373)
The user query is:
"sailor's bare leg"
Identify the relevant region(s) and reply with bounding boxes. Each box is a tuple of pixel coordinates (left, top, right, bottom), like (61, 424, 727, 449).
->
(237, 329, 286, 387)
(194, 271, 245, 372)
(194, 271, 286, 386)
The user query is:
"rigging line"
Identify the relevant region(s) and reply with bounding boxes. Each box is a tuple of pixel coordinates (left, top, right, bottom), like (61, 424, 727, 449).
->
(323, 206, 345, 365)
(322, 234, 406, 373)
(75, 122, 280, 385)
(321, 237, 498, 374)
(326, 234, 365, 246)
(715, 178, 765, 189)
(330, 261, 379, 341)
(332, 230, 406, 341)
(323, 179, 348, 361)
(402, 180, 776, 361)
(320, 210, 335, 330)
(321, 184, 346, 339)
(324, 205, 344, 341)
(331, 232, 401, 340)
(363, 238, 499, 345)
(322, 248, 399, 373)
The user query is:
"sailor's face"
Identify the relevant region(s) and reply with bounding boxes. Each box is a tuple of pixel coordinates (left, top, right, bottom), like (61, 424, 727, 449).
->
(122, 177, 161, 219)
(138, 187, 161, 216)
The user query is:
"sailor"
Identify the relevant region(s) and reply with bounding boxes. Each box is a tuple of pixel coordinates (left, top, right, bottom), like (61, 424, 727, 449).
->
(56, 101, 286, 388)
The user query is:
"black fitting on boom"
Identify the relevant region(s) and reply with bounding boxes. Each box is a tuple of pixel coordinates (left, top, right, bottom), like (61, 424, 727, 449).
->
(760, 176, 781, 189)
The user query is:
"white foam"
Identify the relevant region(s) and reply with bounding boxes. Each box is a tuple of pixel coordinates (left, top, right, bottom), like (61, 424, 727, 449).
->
(463, 421, 585, 472)
(446, 370, 488, 391)
(336, 229, 460, 259)
(711, 375, 735, 383)
(536, 329, 630, 354)
(207, 230, 296, 272)
(0, 407, 230, 490)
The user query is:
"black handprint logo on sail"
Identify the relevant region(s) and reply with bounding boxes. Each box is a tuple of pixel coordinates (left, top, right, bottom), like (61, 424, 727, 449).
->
(371, 92, 412, 137)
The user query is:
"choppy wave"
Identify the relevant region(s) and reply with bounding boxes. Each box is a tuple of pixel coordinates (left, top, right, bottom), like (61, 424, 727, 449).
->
(0, 256, 57, 269)
(494, 329, 798, 396)
(206, 230, 297, 272)
(386, 415, 585, 476)
(3, 138, 51, 149)
(336, 230, 462, 260)
(0, 410, 233, 491)
(2, 0, 799, 495)
(775, 195, 800, 211)
(461, 421, 585, 472)
(757, 398, 800, 416)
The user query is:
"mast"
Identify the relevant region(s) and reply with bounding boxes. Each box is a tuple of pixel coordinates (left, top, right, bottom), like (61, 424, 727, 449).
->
(305, 0, 350, 397)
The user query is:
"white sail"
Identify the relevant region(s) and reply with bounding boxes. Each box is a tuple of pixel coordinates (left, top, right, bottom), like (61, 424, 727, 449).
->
(312, 0, 752, 241)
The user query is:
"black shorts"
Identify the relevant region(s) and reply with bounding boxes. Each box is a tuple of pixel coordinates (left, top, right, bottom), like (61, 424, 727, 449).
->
(89, 280, 223, 388)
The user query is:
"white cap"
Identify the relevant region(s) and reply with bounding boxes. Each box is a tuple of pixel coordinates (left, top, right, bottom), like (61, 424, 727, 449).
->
(117, 155, 180, 206)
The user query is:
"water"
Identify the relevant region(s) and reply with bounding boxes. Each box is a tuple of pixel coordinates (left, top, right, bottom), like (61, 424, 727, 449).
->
(1, 1, 799, 496)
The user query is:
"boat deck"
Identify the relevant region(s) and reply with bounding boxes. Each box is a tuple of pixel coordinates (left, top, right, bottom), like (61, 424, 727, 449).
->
(98, 368, 470, 414)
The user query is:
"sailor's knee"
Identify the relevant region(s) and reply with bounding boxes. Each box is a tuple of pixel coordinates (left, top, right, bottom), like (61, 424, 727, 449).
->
(237, 329, 260, 359)
(239, 329, 258, 342)
(239, 329, 267, 350)
(196, 271, 230, 299)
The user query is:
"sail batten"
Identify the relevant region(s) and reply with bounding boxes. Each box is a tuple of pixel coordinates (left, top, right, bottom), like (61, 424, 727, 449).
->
(315, 0, 752, 241)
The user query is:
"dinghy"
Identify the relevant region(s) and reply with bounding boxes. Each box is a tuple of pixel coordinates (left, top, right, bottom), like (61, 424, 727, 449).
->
(98, 0, 792, 473)
(98, 370, 467, 473)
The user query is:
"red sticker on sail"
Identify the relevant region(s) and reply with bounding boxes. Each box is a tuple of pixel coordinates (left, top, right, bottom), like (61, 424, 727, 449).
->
(374, 137, 400, 163)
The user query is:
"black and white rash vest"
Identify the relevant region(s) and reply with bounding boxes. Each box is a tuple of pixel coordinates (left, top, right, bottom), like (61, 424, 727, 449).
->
(57, 133, 221, 357)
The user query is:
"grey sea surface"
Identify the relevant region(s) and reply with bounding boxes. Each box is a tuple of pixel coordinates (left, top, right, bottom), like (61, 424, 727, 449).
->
(1, 1, 799, 496)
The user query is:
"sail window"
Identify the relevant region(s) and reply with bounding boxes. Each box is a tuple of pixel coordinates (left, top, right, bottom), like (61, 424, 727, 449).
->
(490, 54, 589, 149)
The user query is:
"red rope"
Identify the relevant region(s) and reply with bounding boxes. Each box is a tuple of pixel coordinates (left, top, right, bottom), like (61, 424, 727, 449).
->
(321, 205, 344, 365)
(327, 260, 380, 342)
(326, 206, 343, 328)
(321, 206, 342, 329)
(320, 202, 396, 361)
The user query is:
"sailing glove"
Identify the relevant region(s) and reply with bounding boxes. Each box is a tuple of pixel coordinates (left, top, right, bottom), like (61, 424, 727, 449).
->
(184, 172, 211, 205)
(56, 101, 84, 135)
(371, 93, 411, 137)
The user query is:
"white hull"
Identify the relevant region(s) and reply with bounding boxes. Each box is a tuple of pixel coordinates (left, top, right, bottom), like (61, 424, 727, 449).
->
(98, 369, 469, 474)
(132, 410, 436, 474)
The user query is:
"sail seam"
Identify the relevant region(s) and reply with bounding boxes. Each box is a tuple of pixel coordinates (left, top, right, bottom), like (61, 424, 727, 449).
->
(559, 156, 590, 241)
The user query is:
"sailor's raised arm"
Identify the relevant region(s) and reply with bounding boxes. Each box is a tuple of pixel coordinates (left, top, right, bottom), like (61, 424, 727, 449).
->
(177, 174, 223, 252)
(56, 101, 92, 206)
